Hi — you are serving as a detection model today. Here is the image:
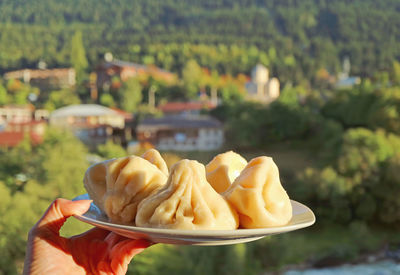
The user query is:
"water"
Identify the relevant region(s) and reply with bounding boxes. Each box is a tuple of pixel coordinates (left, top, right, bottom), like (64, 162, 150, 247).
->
(285, 260, 400, 275)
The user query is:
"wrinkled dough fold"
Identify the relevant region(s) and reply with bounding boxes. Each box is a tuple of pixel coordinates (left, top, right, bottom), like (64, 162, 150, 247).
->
(84, 154, 167, 224)
(141, 148, 169, 176)
(136, 159, 239, 230)
(224, 156, 292, 228)
(206, 151, 247, 193)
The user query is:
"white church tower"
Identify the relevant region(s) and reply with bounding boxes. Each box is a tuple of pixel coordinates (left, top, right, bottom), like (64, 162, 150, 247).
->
(246, 64, 280, 103)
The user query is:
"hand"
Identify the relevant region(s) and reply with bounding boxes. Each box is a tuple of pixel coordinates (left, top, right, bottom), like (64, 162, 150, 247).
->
(23, 198, 151, 275)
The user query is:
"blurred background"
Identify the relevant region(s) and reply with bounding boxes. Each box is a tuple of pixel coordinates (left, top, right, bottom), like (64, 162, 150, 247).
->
(1, 0, 400, 274)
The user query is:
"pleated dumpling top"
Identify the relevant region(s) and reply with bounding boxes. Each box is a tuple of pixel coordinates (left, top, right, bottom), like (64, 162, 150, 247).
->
(224, 156, 292, 228)
(206, 151, 247, 193)
(136, 159, 239, 230)
(141, 148, 169, 176)
(84, 153, 167, 224)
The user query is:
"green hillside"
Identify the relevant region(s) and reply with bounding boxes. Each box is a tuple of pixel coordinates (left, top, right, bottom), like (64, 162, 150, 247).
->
(0, 0, 399, 83)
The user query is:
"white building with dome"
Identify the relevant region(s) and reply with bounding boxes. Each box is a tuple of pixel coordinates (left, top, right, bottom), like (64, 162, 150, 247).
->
(245, 64, 280, 103)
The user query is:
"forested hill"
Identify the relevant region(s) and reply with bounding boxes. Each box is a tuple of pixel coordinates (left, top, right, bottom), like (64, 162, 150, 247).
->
(0, 0, 399, 81)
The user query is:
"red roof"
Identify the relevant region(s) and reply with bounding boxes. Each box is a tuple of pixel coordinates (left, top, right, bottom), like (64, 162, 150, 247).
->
(0, 132, 43, 147)
(110, 107, 133, 120)
(7, 120, 46, 127)
(158, 102, 216, 113)
(1, 104, 35, 111)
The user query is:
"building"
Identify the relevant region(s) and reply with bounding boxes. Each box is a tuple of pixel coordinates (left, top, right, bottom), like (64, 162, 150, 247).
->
(0, 105, 49, 147)
(158, 101, 216, 116)
(0, 120, 46, 147)
(137, 115, 224, 151)
(49, 104, 129, 147)
(245, 64, 280, 103)
(49, 104, 125, 129)
(95, 58, 175, 92)
(335, 57, 361, 89)
(335, 76, 361, 89)
(0, 105, 34, 124)
(0, 105, 49, 124)
(4, 68, 76, 91)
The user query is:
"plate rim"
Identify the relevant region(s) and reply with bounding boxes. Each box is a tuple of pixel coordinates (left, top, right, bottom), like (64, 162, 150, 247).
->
(72, 194, 316, 238)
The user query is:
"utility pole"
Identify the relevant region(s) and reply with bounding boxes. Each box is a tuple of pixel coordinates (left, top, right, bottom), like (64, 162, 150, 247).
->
(211, 87, 218, 106)
(89, 72, 98, 101)
(148, 86, 156, 109)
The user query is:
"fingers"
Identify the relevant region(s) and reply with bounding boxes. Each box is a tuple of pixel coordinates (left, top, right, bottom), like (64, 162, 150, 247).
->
(35, 198, 92, 235)
(105, 232, 123, 249)
(110, 239, 151, 274)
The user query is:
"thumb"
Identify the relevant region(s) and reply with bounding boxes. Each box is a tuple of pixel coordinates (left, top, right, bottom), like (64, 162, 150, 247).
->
(35, 198, 92, 235)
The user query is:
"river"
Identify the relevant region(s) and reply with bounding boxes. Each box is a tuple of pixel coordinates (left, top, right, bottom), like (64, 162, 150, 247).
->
(285, 260, 400, 275)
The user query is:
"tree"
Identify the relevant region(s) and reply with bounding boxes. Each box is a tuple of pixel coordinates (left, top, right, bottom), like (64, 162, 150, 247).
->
(119, 78, 143, 112)
(70, 30, 88, 84)
(43, 89, 81, 111)
(390, 60, 400, 85)
(97, 140, 126, 159)
(182, 59, 202, 99)
(0, 127, 90, 273)
(0, 83, 8, 105)
(100, 93, 116, 107)
(220, 83, 243, 103)
(36, 127, 89, 198)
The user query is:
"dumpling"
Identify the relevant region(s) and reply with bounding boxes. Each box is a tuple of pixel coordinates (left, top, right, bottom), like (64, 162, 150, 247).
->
(141, 149, 169, 176)
(223, 156, 292, 228)
(206, 151, 247, 193)
(136, 159, 239, 230)
(84, 156, 167, 224)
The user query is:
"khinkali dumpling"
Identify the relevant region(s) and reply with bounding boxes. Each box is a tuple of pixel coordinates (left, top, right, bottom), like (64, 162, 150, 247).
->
(84, 155, 167, 224)
(141, 149, 169, 176)
(136, 159, 239, 230)
(224, 156, 292, 228)
(206, 151, 247, 193)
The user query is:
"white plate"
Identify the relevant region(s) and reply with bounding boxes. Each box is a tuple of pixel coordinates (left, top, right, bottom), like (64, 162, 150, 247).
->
(72, 194, 315, 246)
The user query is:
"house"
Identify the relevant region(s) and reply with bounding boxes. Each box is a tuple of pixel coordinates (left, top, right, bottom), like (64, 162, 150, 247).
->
(49, 104, 130, 147)
(0, 105, 34, 124)
(0, 120, 46, 147)
(245, 64, 280, 103)
(49, 104, 125, 129)
(136, 115, 224, 151)
(95, 58, 175, 92)
(4, 68, 76, 91)
(0, 105, 49, 147)
(157, 101, 216, 116)
(0, 105, 49, 124)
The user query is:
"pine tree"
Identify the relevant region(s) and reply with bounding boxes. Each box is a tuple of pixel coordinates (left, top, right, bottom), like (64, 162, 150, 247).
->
(70, 30, 88, 84)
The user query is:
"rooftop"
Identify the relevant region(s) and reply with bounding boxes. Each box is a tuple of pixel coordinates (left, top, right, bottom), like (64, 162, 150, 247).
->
(4, 68, 74, 79)
(102, 59, 147, 70)
(0, 104, 35, 111)
(137, 115, 222, 131)
(158, 101, 216, 113)
(0, 132, 43, 147)
(99, 59, 172, 75)
(50, 104, 121, 118)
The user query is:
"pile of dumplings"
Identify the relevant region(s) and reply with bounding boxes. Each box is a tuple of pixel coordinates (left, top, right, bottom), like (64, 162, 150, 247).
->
(84, 149, 292, 230)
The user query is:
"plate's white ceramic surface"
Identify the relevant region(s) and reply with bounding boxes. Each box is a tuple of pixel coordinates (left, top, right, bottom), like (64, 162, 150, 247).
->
(72, 194, 315, 246)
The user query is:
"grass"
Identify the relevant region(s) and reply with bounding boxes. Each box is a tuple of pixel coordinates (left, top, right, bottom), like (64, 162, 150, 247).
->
(164, 141, 317, 179)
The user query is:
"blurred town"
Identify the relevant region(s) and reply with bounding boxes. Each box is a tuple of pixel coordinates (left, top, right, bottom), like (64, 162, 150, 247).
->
(0, 55, 284, 152)
(0, 52, 361, 154)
